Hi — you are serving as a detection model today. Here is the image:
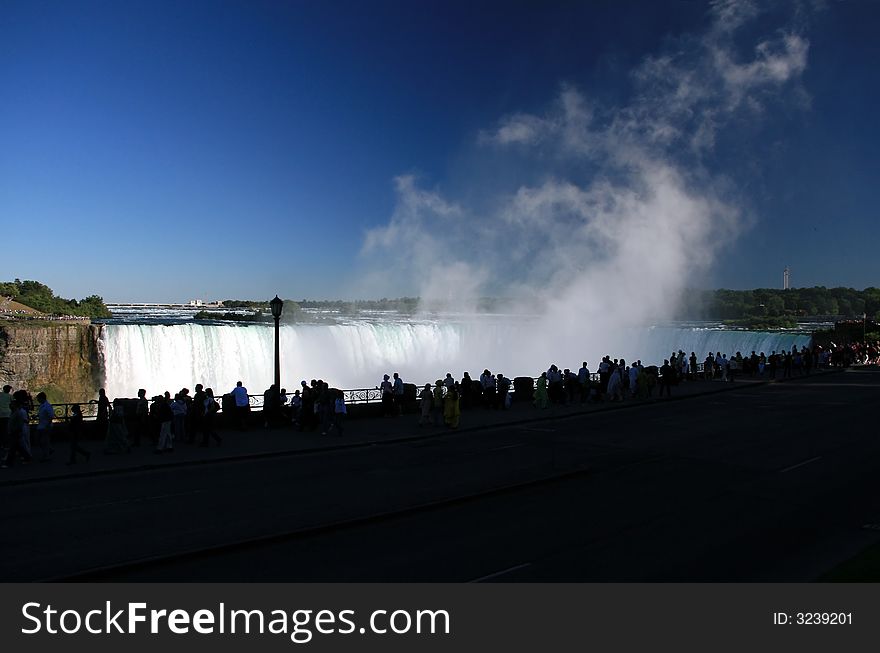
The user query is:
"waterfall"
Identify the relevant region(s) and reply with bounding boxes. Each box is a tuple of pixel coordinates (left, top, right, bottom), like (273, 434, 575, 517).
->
(99, 320, 811, 399)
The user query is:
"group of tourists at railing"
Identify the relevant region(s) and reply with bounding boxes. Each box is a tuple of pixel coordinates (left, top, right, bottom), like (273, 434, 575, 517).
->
(0, 340, 873, 469)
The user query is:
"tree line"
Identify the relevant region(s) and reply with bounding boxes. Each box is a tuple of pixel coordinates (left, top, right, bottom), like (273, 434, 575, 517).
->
(223, 289, 879, 323)
(678, 287, 880, 324)
(0, 279, 112, 318)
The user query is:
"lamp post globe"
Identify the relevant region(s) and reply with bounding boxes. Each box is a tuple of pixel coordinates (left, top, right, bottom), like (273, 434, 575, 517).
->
(270, 295, 283, 391)
(270, 295, 284, 319)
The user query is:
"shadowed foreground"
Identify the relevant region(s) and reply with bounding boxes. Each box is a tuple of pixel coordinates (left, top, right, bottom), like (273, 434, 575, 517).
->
(2, 368, 878, 582)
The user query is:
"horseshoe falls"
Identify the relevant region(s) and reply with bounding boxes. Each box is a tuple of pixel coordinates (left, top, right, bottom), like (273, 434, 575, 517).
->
(100, 320, 812, 398)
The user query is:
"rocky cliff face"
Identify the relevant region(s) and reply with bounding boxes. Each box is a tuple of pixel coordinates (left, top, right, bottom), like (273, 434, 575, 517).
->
(0, 322, 103, 403)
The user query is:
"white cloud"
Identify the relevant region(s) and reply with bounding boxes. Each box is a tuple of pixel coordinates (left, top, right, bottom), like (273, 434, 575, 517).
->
(710, 0, 761, 33)
(361, 1, 813, 328)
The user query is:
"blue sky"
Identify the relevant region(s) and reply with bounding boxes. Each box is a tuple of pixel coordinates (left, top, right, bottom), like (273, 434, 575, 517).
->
(1, 0, 877, 302)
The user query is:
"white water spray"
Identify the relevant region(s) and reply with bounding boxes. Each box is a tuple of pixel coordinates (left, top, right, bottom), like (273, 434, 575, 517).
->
(101, 321, 810, 398)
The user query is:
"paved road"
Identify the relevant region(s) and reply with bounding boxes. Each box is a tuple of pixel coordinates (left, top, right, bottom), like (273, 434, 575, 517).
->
(3, 368, 878, 581)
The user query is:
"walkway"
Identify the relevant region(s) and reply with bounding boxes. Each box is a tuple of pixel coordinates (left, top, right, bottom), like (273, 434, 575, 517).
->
(0, 371, 838, 486)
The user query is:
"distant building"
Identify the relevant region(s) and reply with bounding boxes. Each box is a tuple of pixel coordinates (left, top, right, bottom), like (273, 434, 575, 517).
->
(783, 267, 791, 290)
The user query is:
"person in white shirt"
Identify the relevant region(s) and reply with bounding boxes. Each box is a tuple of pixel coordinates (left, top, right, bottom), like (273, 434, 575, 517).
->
(231, 381, 249, 430)
(628, 365, 639, 398)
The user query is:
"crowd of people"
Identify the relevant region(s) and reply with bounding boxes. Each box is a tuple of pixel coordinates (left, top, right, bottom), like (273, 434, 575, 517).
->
(0, 340, 871, 469)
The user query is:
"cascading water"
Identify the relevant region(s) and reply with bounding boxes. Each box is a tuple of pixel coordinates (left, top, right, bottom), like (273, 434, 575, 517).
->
(100, 320, 811, 399)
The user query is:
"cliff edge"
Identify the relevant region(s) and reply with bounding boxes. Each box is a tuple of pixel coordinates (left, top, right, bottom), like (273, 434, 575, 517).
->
(0, 321, 103, 403)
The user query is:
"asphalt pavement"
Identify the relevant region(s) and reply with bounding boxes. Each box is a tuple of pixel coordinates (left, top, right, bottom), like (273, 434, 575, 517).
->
(2, 367, 875, 582)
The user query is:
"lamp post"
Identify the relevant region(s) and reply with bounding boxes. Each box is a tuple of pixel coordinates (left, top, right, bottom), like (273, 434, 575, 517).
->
(269, 295, 284, 391)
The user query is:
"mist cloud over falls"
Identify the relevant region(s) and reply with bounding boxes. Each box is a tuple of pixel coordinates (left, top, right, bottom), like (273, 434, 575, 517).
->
(362, 0, 812, 342)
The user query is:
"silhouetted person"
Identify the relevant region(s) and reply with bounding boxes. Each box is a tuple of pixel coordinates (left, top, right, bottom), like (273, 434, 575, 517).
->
(290, 389, 302, 428)
(67, 404, 90, 464)
(200, 388, 222, 446)
(460, 373, 472, 409)
(2, 390, 32, 467)
(300, 381, 315, 430)
(170, 393, 187, 442)
(483, 369, 497, 408)
(392, 372, 404, 415)
(134, 388, 149, 446)
(263, 384, 280, 428)
(94, 388, 110, 438)
(497, 373, 510, 409)
(232, 381, 249, 430)
(35, 392, 54, 462)
(380, 374, 393, 417)
(190, 384, 206, 443)
(332, 390, 347, 436)
(419, 383, 432, 426)
(659, 359, 673, 397)
(432, 381, 444, 426)
(155, 393, 174, 453)
(104, 399, 131, 454)
(534, 372, 549, 409)
(578, 363, 590, 402)
(0, 385, 12, 450)
(444, 384, 460, 428)
(318, 381, 333, 435)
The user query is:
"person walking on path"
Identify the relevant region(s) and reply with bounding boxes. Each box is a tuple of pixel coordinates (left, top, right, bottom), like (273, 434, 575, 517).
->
(232, 381, 250, 430)
(419, 383, 433, 426)
(67, 404, 90, 464)
(35, 392, 54, 462)
(2, 390, 32, 468)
